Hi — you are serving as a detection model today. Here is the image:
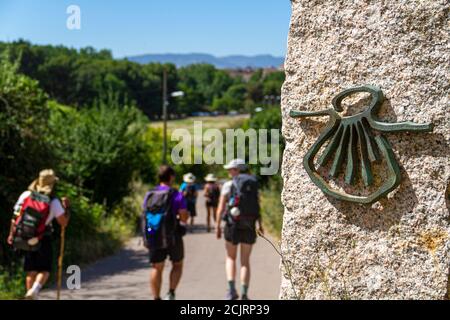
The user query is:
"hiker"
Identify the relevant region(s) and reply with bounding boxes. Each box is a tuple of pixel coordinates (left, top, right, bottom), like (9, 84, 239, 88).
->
(215, 159, 264, 300)
(203, 173, 220, 232)
(6, 169, 71, 300)
(142, 165, 189, 300)
(180, 173, 199, 231)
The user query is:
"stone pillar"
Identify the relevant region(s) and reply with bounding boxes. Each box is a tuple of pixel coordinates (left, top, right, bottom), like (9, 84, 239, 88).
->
(281, 0, 449, 299)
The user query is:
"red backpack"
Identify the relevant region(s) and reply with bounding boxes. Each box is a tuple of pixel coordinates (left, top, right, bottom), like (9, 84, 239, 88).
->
(13, 191, 52, 251)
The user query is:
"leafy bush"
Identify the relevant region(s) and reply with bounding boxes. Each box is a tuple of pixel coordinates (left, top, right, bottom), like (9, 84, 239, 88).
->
(260, 180, 284, 239)
(0, 54, 54, 271)
(48, 99, 149, 207)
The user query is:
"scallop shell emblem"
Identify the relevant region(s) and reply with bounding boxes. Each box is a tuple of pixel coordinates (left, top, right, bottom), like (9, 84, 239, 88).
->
(290, 85, 433, 204)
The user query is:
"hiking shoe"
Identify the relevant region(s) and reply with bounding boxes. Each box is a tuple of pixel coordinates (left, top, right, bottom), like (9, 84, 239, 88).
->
(164, 292, 176, 300)
(225, 289, 239, 300)
(24, 289, 39, 300)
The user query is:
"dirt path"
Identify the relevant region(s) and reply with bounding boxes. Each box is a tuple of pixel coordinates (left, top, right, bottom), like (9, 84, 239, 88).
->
(40, 192, 281, 300)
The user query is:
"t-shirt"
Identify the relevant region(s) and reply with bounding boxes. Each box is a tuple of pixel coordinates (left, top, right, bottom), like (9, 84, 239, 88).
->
(180, 182, 199, 203)
(142, 185, 187, 216)
(221, 180, 233, 198)
(13, 191, 65, 225)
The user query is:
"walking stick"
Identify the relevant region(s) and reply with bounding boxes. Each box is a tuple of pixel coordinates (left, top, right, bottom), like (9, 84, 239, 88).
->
(56, 225, 66, 300)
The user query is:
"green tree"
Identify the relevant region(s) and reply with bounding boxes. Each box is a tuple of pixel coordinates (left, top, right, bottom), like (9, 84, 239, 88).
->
(0, 55, 53, 271)
(48, 99, 149, 207)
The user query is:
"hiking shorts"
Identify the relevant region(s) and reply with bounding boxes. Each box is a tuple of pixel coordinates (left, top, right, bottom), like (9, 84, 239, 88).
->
(24, 236, 53, 273)
(187, 202, 197, 217)
(224, 220, 257, 245)
(149, 236, 184, 264)
(206, 199, 218, 208)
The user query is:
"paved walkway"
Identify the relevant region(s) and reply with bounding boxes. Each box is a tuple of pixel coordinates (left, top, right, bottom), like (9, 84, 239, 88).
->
(41, 192, 281, 300)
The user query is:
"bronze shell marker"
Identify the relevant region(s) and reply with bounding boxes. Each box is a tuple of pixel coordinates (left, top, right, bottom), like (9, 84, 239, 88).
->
(290, 85, 433, 204)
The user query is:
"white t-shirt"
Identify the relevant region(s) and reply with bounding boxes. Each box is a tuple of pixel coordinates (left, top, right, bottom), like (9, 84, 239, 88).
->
(14, 191, 65, 225)
(220, 180, 233, 198)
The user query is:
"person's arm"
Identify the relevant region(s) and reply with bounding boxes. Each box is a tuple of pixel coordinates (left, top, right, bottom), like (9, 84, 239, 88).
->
(7, 218, 15, 245)
(7, 192, 27, 245)
(55, 197, 71, 228)
(256, 194, 264, 235)
(257, 217, 264, 235)
(215, 194, 227, 239)
(178, 208, 189, 223)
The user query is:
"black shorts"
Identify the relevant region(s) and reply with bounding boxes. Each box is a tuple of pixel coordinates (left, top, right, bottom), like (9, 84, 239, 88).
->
(187, 202, 197, 217)
(24, 236, 53, 273)
(224, 220, 257, 245)
(149, 236, 184, 264)
(206, 200, 218, 208)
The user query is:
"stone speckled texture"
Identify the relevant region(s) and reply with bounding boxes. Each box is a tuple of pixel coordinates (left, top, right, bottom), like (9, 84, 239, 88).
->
(280, 0, 449, 299)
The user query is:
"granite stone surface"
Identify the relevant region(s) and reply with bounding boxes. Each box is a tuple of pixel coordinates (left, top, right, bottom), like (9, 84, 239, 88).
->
(281, 0, 449, 299)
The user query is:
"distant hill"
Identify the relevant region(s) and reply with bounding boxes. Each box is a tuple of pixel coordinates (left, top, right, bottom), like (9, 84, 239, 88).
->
(126, 53, 284, 69)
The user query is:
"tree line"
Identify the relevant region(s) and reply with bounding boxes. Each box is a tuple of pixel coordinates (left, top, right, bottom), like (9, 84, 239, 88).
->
(0, 40, 284, 119)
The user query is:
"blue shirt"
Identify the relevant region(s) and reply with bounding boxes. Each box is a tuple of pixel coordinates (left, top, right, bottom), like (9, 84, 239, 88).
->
(180, 182, 199, 204)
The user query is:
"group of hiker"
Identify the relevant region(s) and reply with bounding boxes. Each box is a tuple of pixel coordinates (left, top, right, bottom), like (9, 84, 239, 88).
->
(6, 159, 263, 301)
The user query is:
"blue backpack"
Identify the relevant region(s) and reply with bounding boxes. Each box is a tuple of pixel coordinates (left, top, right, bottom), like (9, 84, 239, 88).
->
(141, 188, 176, 249)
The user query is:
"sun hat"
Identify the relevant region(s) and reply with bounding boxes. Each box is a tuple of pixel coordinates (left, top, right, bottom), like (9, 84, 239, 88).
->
(223, 159, 247, 171)
(28, 169, 59, 196)
(183, 172, 196, 183)
(204, 173, 218, 182)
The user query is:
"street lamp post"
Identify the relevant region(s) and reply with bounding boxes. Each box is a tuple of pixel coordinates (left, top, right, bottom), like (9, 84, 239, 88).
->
(161, 68, 184, 164)
(162, 69, 168, 164)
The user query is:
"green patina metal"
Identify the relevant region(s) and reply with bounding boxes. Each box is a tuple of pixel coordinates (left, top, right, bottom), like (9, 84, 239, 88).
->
(290, 85, 433, 204)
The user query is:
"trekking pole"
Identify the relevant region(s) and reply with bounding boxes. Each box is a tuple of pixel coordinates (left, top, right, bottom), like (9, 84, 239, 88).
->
(56, 225, 66, 300)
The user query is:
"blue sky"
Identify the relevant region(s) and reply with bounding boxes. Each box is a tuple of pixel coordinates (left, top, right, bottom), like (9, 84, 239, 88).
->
(0, 0, 291, 58)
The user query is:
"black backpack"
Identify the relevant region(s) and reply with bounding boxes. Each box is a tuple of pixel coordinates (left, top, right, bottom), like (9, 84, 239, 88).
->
(229, 174, 260, 220)
(141, 188, 176, 249)
(206, 183, 220, 203)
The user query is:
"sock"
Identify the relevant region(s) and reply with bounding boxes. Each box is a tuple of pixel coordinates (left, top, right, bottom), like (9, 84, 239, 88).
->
(31, 282, 42, 294)
(228, 280, 236, 292)
(241, 284, 249, 297)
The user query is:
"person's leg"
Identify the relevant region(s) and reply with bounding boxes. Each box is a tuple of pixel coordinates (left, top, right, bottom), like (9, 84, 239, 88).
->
(225, 241, 239, 299)
(212, 207, 217, 223)
(35, 272, 50, 286)
(240, 243, 253, 299)
(169, 261, 183, 292)
(188, 203, 195, 230)
(150, 262, 165, 300)
(25, 271, 49, 298)
(25, 237, 52, 299)
(206, 206, 211, 232)
(165, 236, 184, 300)
(26, 272, 38, 290)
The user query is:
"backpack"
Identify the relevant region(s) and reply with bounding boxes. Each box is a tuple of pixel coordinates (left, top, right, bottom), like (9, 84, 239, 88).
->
(227, 174, 260, 223)
(141, 188, 176, 250)
(184, 184, 197, 202)
(206, 183, 220, 203)
(13, 191, 52, 252)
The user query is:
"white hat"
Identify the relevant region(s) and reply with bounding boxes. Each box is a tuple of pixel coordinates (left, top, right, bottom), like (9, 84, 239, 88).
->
(223, 159, 247, 170)
(204, 173, 218, 182)
(183, 173, 196, 183)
